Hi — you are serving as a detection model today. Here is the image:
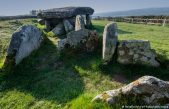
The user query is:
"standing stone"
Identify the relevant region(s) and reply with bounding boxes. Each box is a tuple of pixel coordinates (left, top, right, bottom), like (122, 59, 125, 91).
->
(5, 25, 43, 65)
(102, 22, 118, 63)
(63, 19, 74, 33)
(75, 15, 85, 31)
(86, 14, 92, 29)
(52, 22, 66, 36)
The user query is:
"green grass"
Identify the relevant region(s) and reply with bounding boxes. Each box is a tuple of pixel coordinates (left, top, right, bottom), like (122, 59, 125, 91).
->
(0, 19, 169, 109)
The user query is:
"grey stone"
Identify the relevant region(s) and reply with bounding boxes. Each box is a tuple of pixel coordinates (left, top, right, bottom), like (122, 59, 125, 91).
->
(63, 19, 74, 33)
(52, 22, 65, 36)
(92, 76, 169, 105)
(37, 7, 94, 19)
(57, 29, 98, 52)
(75, 15, 85, 31)
(102, 22, 118, 63)
(6, 25, 43, 65)
(117, 40, 160, 67)
(67, 29, 89, 47)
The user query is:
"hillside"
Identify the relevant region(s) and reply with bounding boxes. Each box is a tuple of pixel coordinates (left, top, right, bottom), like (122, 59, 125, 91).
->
(94, 7, 169, 17)
(0, 19, 169, 109)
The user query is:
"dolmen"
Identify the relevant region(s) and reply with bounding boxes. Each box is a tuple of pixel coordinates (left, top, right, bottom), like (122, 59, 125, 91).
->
(37, 7, 94, 35)
(102, 22, 160, 67)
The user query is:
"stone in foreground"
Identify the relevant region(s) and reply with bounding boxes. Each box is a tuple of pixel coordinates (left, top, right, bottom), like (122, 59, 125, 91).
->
(117, 40, 160, 67)
(102, 22, 118, 63)
(92, 76, 169, 105)
(5, 25, 43, 65)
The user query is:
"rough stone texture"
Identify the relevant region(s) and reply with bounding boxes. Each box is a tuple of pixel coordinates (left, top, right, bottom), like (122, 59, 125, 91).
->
(58, 29, 98, 52)
(6, 25, 43, 65)
(102, 22, 118, 63)
(117, 40, 160, 67)
(63, 19, 74, 33)
(75, 15, 85, 31)
(92, 76, 169, 105)
(52, 22, 65, 36)
(37, 7, 94, 19)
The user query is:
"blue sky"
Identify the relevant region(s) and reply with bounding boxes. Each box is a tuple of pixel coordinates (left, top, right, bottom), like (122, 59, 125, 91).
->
(1, 0, 169, 15)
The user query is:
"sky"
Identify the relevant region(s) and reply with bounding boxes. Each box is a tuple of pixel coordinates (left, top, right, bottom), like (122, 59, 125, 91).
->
(0, 0, 169, 16)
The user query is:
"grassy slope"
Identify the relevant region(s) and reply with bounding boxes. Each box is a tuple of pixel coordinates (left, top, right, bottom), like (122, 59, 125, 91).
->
(0, 19, 169, 109)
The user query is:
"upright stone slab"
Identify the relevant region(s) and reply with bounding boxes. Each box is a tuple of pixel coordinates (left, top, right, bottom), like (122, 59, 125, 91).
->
(102, 22, 118, 63)
(63, 19, 74, 33)
(117, 40, 160, 67)
(86, 14, 92, 29)
(5, 25, 43, 65)
(75, 15, 85, 31)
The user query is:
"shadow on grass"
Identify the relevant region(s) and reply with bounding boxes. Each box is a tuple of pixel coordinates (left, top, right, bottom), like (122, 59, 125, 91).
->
(0, 37, 85, 104)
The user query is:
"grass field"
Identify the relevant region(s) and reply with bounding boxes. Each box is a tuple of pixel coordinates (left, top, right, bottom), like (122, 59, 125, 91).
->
(0, 19, 169, 109)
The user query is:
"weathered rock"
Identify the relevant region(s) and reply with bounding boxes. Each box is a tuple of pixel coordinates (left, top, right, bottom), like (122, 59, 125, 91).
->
(6, 25, 43, 65)
(67, 29, 89, 47)
(75, 15, 85, 31)
(57, 29, 98, 52)
(37, 7, 94, 19)
(52, 23, 65, 36)
(63, 19, 74, 33)
(92, 76, 169, 105)
(38, 19, 45, 25)
(117, 40, 160, 67)
(102, 22, 118, 63)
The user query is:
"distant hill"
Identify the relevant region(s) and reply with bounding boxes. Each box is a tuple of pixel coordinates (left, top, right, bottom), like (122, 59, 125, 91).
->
(94, 7, 169, 17)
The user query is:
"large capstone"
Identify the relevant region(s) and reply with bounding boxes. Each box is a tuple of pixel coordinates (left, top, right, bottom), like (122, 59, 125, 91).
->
(92, 76, 169, 105)
(5, 25, 43, 65)
(75, 15, 85, 31)
(52, 22, 66, 36)
(117, 40, 160, 67)
(37, 7, 94, 19)
(102, 22, 118, 63)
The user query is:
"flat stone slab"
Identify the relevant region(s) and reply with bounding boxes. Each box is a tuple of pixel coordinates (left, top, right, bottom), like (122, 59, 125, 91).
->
(38, 7, 94, 19)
